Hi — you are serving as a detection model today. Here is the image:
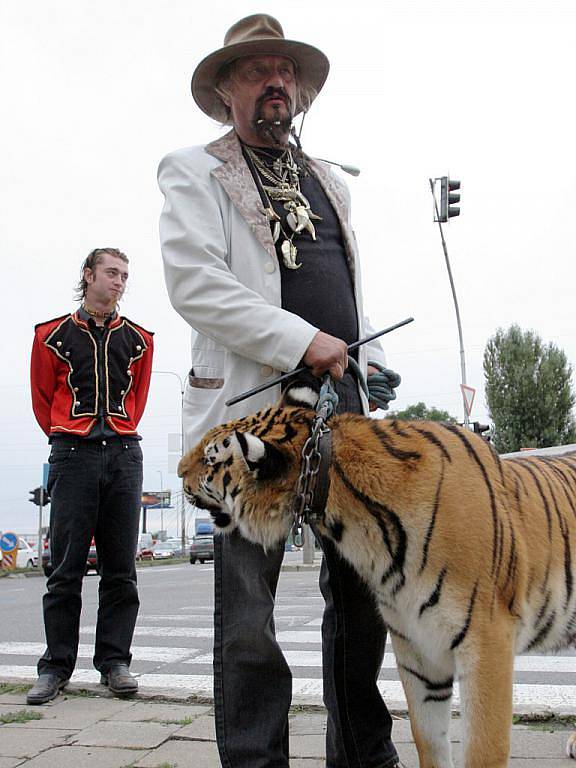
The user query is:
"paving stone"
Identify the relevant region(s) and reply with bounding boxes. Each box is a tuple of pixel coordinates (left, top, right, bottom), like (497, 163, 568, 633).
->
(0, 727, 73, 758)
(20, 745, 153, 768)
(510, 726, 574, 759)
(133, 738, 220, 767)
(290, 733, 325, 758)
(108, 701, 210, 723)
(0, 758, 25, 768)
(0, 692, 29, 707)
(173, 714, 216, 741)
(289, 712, 326, 735)
(1, 696, 134, 730)
(291, 761, 325, 768)
(70, 720, 179, 749)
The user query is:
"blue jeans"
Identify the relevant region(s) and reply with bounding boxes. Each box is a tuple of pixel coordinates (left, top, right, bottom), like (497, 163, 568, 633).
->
(213, 374, 398, 767)
(38, 436, 143, 680)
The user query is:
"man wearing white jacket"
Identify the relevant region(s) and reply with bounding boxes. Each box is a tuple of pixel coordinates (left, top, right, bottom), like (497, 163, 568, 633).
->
(158, 14, 399, 768)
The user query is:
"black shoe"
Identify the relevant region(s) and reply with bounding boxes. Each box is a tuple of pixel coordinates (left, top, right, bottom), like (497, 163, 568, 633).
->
(26, 674, 68, 705)
(100, 664, 138, 696)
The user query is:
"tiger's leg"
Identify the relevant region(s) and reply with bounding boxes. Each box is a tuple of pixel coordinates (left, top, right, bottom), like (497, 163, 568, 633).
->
(392, 634, 454, 768)
(454, 614, 515, 768)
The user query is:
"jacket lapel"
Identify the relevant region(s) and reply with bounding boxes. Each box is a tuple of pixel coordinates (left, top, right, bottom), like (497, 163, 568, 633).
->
(308, 158, 356, 281)
(206, 131, 276, 259)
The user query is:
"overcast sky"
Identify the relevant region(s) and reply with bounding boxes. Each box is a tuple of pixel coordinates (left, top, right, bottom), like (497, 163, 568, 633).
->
(2, 0, 575, 536)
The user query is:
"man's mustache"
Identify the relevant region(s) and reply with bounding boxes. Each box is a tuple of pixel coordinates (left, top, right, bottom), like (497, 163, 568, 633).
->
(255, 87, 293, 112)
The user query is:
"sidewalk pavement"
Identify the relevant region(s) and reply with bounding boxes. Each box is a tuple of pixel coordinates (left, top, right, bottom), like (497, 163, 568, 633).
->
(0, 680, 574, 767)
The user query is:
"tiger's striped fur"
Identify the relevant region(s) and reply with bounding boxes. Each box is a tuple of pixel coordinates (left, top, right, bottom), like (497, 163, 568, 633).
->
(178, 404, 576, 768)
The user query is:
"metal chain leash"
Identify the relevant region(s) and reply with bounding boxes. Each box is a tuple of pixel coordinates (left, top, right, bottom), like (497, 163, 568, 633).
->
(291, 375, 338, 546)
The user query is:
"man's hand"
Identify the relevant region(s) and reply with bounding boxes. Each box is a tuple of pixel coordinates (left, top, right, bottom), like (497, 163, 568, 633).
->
(303, 331, 348, 379)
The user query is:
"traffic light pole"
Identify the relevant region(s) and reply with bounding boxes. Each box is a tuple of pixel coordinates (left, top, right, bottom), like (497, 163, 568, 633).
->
(429, 179, 469, 428)
(37, 492, 44, 566)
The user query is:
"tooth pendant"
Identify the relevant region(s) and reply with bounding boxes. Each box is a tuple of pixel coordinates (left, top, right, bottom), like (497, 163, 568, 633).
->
(286, 205, 316, 240)
(281, 239, 301, 269)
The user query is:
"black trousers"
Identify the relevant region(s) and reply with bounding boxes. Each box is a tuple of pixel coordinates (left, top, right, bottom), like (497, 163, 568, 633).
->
(38, 437, 143, 680)
(213, 374, 398, 767)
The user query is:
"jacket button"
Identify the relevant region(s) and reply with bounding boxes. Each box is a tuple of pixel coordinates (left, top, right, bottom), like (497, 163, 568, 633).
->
(136, 345, 142, 351)
(56, 341, 62, 347)
(118, 405, 122, 411)
(264, 262, 276, 274)
(120, 390, 125, 395)
(74, 387, 79, 392)
(65, 351, 70, 357)
(261, 365, 273, 377)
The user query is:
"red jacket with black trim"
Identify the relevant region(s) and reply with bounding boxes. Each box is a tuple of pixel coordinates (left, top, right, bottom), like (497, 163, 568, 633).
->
(31, 310, 154, 437)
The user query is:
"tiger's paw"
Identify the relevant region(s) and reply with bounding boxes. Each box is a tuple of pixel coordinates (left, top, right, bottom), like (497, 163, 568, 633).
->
(567, 732, 576, 759)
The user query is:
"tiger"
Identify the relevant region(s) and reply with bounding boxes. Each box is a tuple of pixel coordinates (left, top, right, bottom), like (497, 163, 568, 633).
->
(178, 388, 576, 768)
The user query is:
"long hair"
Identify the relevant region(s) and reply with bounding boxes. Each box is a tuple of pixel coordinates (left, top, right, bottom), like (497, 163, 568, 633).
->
(75, 247, 129, 301)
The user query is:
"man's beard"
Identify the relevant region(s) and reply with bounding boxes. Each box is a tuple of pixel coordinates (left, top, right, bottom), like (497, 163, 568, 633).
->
(251, 87, 294, 146)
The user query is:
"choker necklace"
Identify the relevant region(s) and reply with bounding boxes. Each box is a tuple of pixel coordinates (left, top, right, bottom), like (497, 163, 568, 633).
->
(244, 145, 321, 270)
(82, 304, 116, 319)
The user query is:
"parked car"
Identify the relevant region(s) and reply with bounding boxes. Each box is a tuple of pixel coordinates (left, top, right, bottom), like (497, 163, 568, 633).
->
(42, 532, 98, 577)
(136, 533, 154, 561)
(189, 532, 214, 564)
(17, 538, 38, 569)
(151, 540, 185, 559)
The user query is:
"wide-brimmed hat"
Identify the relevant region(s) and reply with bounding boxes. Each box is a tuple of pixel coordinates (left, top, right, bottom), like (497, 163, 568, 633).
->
(191, 14, 330, 122)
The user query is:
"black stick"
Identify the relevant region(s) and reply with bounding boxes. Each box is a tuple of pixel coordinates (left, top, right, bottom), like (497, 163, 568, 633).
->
(225, 317, 414, 407)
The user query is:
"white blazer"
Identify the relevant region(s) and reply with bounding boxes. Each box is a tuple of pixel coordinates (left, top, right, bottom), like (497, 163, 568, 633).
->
(158, 130, 384, 450)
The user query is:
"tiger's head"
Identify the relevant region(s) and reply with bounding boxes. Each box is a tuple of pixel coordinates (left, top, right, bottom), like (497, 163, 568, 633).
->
(178, 397, 316, 550)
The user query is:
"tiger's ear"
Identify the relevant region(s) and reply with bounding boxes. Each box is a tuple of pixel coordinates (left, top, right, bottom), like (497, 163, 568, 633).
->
(233, 430, 288, 480)
(281, 380, 319, 409)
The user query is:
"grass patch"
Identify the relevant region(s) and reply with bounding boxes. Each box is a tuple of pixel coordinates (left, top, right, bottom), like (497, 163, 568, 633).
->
(64, 688, 99, 698)
(136, 558, 188, 568)
(0, 709, 44, 724)
(0, 682, 31, 695)
(157, 716, 195, 726)
(513, 712, 576, 730)
(120, 763, 175, 768)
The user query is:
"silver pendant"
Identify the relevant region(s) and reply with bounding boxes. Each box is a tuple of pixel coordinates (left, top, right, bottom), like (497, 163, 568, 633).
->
(281, 239, 301, 270)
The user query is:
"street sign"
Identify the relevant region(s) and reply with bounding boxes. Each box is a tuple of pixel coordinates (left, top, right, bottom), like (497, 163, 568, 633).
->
(0, 531, 18, 571)
(460, 384, 476, 416)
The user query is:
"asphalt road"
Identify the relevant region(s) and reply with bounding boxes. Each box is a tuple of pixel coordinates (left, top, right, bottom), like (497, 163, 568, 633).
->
(1, 557, 575, 712)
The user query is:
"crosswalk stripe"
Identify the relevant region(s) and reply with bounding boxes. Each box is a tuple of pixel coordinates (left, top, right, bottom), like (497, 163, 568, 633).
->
(0, 643, 194, 663)
(81, 626, 214, 638)
(183, 648, 576, 674)
(2, 666, 576, 710)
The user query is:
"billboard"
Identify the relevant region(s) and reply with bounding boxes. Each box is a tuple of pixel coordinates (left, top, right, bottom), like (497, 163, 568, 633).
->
(141, 490, 172, 509)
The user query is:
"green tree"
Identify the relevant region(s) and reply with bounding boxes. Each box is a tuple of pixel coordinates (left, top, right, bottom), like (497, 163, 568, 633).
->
(483, 325, 576, 453)
(387, 402, 458, 423)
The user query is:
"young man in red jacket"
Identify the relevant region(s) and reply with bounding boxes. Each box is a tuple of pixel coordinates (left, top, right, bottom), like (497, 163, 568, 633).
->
(28, 247, 154, 705)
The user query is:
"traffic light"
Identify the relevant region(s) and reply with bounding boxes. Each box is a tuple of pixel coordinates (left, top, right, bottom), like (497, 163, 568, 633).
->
(473, 423, 491, 442)
(29, 486, 49, 506)
(439, 176, 461, 222)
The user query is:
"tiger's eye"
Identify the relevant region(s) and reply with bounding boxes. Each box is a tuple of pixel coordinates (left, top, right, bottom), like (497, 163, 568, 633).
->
(223, 438, 230, 448)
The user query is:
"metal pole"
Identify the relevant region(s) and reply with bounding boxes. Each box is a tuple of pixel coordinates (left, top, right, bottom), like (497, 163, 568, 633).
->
(429, 179, 469, 427)
(37, 490, 44, 569)
(157, 470, 164, 537)
(302, 524, 315, 565)
(152, 370, 186, 552)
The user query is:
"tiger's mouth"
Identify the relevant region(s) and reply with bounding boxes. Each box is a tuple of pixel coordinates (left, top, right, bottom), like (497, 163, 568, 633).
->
(183, 483, 234, 532)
